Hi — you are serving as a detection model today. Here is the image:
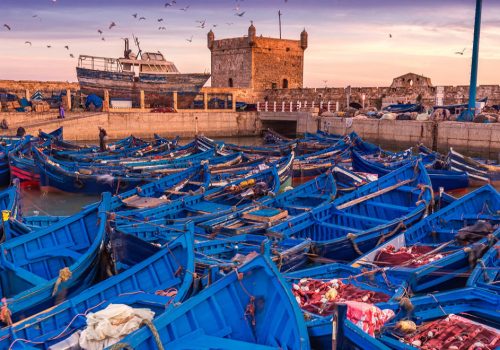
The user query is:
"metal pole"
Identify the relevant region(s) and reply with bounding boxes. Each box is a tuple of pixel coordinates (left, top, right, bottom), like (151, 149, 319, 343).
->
(278, 10, 282, 39)
(467, 0, 483, 120)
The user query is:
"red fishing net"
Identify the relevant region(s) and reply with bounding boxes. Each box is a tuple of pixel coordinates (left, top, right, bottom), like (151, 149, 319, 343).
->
(402, 314, 500, 349)
(374, 245, 448, 267)
(292, 278, 391, 316)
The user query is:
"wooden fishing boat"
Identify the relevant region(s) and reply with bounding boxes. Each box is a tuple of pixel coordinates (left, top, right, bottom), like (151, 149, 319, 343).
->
(467, 240, 499, 294)
(0, 136, 23, 186)
(115, 255, 311, 350)
(0, 229, 194, 349)
(33, 147, 159, 194)
(198, 171, 336, 236)
(0, 180, 21, 242)
(353, 185, 500, 292)
(352, 149, 469, 191)
(448, 147, 500, 186)
(285, 263, 409, 350)
(0, 193, 110, 324)
(268, 161, 433, 263)
(377, 288, 500, 349)
(113, 163, 210, 210)
(114, 164, 283, 230)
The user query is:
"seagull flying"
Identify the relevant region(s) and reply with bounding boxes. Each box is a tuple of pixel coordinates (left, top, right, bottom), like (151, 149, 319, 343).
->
(455, 48, 466, 55)
(158, 18, 164, 22)
(180, 5, 190, 11)
(3, 24, 11, 31)
(70, 53, 74, 58)
(132, 13, 138, 18)
(389, 33, 392, 38)
(47, 45, 52, 48)
(97, 29, 103, 35)
(158, 26, 166, 30)
(165, 0, 176, 6)
(25, 41, 32, 46)
(235, 11, 246, 17)
(109, 22, 116, 29)
(139, 17, 146, 20)
(64, 45, 69, 50)
(186, 35, 193, 43)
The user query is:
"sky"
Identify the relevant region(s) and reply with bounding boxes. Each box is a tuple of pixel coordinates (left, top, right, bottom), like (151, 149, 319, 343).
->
(1, 0, 499, 87)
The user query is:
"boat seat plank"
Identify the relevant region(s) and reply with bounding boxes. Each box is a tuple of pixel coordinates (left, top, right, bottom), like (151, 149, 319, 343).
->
(337, 212, 389, 225)
(26, 247, 81, 262)
(365, 201, 412, 213)
(167, 330, 276, 350)
(122, 195, 171, 209)
(2, 260, 48, 285)
(317, 222, 361, 233)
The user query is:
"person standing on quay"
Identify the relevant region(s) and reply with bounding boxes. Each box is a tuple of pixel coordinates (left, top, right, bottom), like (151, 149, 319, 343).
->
(58, 105, 65, 119)
(98, 127, 108, 152)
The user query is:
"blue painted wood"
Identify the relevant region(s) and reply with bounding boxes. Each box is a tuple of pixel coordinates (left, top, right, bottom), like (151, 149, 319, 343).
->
(354, 185, 500, 292)
(269, 161, 433, 263)
(0, 228, 194, 349)
(467, 240, 499, 294)
(117, 255, 311, 350)
(0, 193, 110, 322)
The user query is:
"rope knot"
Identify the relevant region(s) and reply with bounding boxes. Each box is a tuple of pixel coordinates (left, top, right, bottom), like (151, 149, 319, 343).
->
(399, 297, 414, 312)
(52, 267, 72, 296)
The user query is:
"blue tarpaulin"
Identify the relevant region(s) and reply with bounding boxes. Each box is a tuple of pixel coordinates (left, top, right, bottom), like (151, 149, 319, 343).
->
(85, 94, 103, 109)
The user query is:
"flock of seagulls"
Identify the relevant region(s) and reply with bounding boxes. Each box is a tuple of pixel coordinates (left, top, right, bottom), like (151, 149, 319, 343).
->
(3, 0, 468, 59)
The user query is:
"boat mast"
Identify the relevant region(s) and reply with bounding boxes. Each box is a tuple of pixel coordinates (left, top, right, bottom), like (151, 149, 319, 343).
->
(465, 0, 483, 121)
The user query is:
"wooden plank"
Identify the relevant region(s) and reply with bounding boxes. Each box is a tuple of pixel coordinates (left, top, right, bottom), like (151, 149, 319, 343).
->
(242, 209, 288, 223)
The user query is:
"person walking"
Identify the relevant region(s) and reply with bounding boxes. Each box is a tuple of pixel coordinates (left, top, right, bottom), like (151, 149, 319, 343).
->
(98, 127, 108, 152)
(59, 105, 65, 119)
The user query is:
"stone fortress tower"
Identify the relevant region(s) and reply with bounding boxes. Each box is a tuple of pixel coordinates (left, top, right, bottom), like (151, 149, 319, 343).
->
(207, 22, 307, 90)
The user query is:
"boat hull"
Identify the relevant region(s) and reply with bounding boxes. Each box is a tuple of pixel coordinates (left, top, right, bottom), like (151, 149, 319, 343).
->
(77, 67, 210, 106)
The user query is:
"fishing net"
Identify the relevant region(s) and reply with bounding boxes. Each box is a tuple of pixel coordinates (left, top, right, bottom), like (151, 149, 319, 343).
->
(400, 314, 500, 349)
(374, 245, 448, 267)
(292, 278, 390, 316)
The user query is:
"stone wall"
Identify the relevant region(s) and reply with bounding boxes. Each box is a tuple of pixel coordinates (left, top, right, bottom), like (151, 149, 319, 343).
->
(209, 37, 253, 88)
(2, 111, 260, 141)
(251, 37, 305, 90)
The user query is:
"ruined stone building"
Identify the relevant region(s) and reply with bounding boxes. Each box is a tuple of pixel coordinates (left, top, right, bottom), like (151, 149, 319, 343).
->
(207, 23, 307, 90)
(390, 73, 433, 88)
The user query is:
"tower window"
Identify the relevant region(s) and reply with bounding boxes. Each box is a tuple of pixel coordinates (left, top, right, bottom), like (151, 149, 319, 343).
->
(282, 79, 289, 89)
(228, 78, 234, 87)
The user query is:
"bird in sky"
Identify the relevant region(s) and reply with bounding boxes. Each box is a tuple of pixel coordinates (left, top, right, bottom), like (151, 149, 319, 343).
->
(455, 48, 466, 55)
(165, 0, 176, 6)
(3, 24, 11, 31)
(25, 41, 32, 46)
(64, 45, 69, 50)
(186, 35, 193, 43)
(109, 22, 116, 29)
(139, 17, 146, 20)
(47, 45, 52, 48)
(102, 37, 105, 41)
(158, 26, 166, 30)
(389, 33, 392, 38)
(132, 13, 138, 18)
(70, 53, 74, 58)
(158, 18, 164, 22)
(196, 19, 206, 28)
(180, 5, 190, 11)
(235, 11, 246, 17)
(97, 29, 103, 35)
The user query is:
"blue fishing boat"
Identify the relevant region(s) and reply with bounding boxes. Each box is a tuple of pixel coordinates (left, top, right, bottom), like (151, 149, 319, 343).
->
(467, 240, 499, 294)
(285, 263, 408, 350)
(198, 171, 336, 236)
(377, 288, 500, 350)
(268, 161, 433, 263)
(0, 193, 110, 323)
(0, 180, 21, 241)
(114, 164, 283, 231)
(33, 147, 159, 194)
(353, 185, 500, 292)
(0, 229, 194, 349)
(449, 147, 500, 186)
(116, 255, 311, 350)
(352, 149, 469, 191)
(0, 136, 23, 186)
